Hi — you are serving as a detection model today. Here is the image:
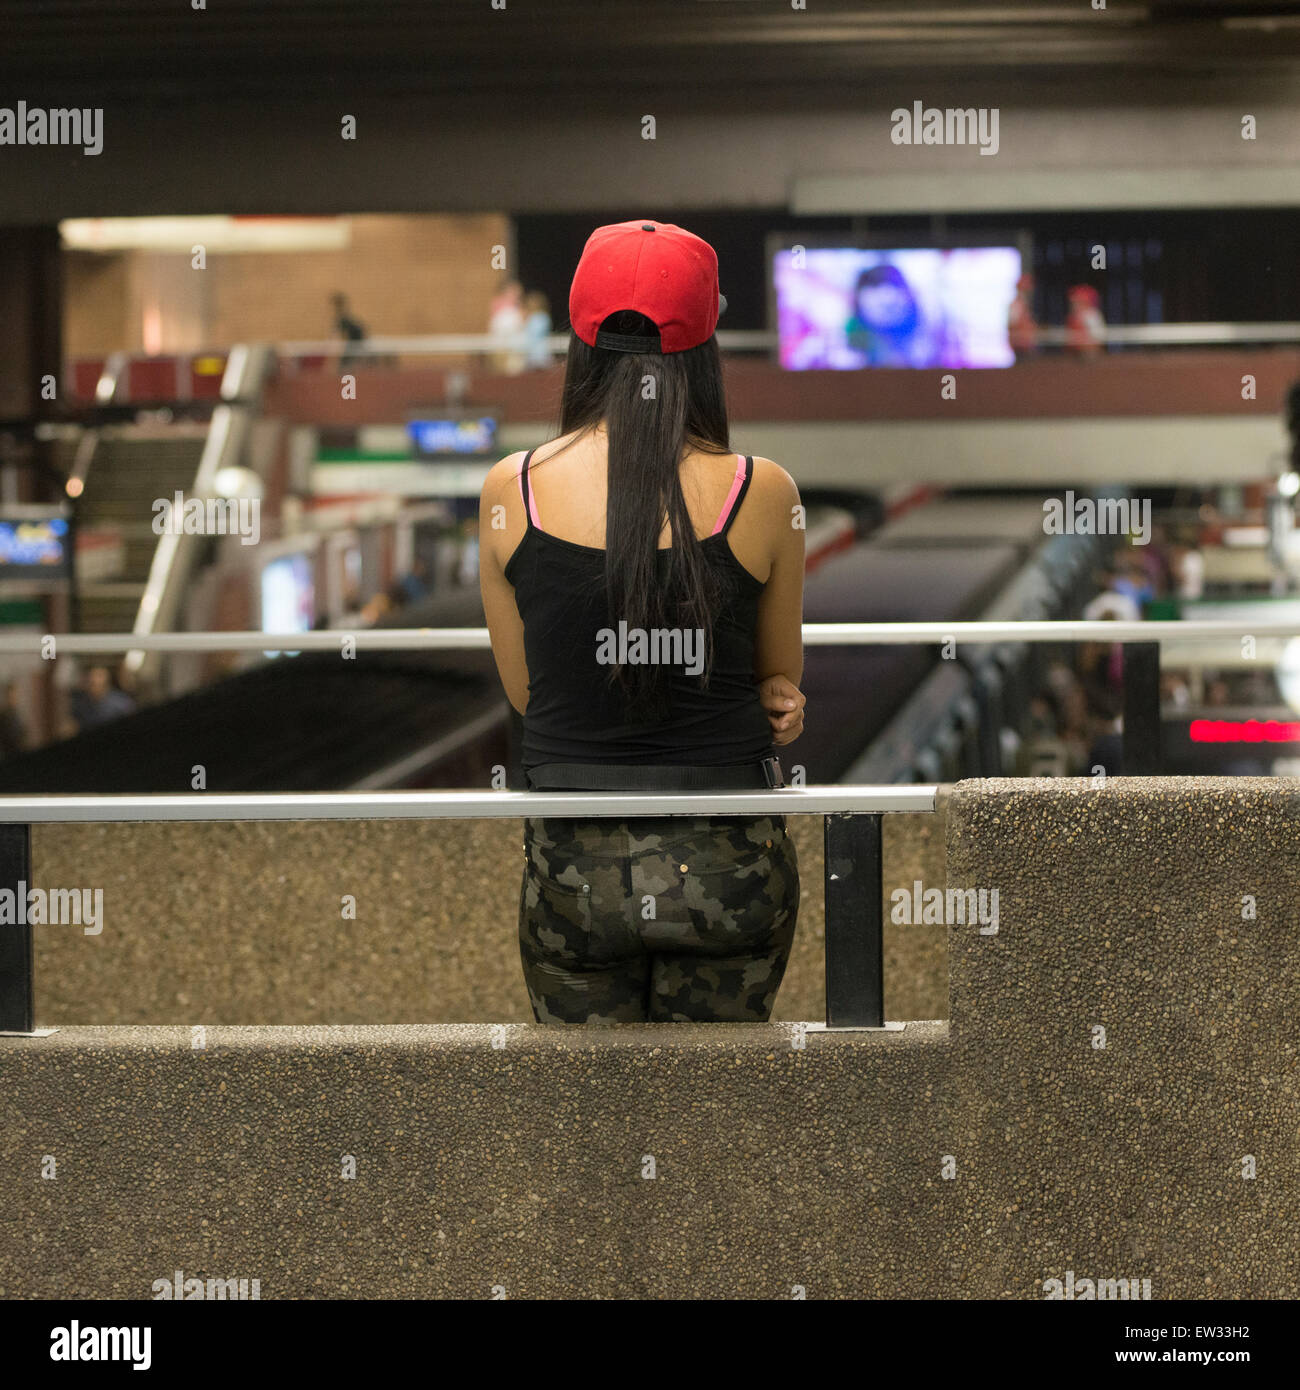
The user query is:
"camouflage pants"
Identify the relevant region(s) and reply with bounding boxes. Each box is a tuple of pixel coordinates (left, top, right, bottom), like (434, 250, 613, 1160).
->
(518, 813, 799, 1024)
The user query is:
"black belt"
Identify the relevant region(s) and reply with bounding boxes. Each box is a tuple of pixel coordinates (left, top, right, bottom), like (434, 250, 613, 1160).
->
(526, 756, 784, 792)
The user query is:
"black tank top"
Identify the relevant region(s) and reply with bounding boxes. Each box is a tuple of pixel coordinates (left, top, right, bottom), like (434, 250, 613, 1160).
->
(503, 449, 775, 771)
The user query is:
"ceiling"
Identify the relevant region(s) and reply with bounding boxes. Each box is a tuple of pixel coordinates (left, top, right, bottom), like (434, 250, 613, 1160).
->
(3, 1, 1300, 104)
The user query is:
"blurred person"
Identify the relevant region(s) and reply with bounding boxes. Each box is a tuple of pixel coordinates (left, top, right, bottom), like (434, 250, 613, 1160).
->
(1082, 570, 1140, 623)
(330, 292, 368, 370)
(1205, 677, 1231, 708)
(1077, 596, 1129, 703)
(1054, 679, 1094, 773)
(1138, 523, 1173, 595)
(357, 589, 395, 627)
(1113, 560, 1154, 612)
(1021, 687, 1069, 776)
(1086, 690, 1124, 776)
(488, 277, 521, 321)
(1161, 671, 1192, 710)
(1239, 668, 1276, 705)
(1007, 272, 1038, 360)
(522, 290, 554, 369)
(456, 517, 479, 587)
(488, 279, 526, 374)
(1065, 284, 1105, 356)
(71, 664, 136, 731)
(396, 555, 431, 604)
(0, 681, 29, 757)
(1171, 543, 1205, 601)
(479, 218, 806, 1025)
(1027, 687, 1061, 741)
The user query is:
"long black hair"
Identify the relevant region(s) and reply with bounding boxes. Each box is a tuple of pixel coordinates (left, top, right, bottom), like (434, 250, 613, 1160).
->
(556, 309, 732, 721)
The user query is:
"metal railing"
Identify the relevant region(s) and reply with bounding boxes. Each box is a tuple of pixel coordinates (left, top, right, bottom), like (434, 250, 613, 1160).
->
(7, 615, 1297, 1035)
(2, 618, 1293, 654)
(268, 323, 1300, 360)
(7, 617, 1295, 778)
(0, 785, 934, 1038)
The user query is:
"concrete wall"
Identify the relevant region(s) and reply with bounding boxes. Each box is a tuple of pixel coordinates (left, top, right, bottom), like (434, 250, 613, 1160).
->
(3, 778, 1295, 1298)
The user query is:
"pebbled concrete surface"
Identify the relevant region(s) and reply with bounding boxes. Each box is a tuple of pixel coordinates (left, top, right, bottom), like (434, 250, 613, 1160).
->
(946, 776, 1300, 1302)
(4, 777, 1291, 1298)
(0, 1022, 958, 1300)
(29, 799, 950, 1028)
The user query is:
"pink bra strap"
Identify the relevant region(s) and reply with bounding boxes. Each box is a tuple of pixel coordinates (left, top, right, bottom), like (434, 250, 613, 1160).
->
(518, 451, 541, 529)
(710, 453, 748, 536)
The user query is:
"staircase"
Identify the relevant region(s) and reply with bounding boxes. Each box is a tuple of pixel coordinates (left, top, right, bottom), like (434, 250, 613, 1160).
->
(73, 427, 208, 633)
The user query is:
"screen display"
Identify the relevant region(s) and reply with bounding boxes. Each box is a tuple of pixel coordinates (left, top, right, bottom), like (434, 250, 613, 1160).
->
(0, 515, 71, 581)
(773, 246, 1022, 370)
(260, 553, 315, 638)
(407, 416, 499, 458)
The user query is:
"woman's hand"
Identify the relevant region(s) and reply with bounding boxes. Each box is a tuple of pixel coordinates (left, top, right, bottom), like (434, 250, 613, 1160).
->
(758, 674, 806, 745)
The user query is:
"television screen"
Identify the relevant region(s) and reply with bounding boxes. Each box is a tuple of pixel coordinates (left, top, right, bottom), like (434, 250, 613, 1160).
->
(260, 552, 315, 645)
(407, 415, 499, 459)
(773, 246, 1022, 370)
(0, 514, 71, 581)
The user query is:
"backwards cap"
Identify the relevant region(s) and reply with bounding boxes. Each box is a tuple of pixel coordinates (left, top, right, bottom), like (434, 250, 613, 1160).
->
(568, 219, 727, 354)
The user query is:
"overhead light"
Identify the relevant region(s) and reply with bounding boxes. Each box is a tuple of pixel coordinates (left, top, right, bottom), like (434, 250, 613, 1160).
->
(1222, 16, 1300, 31)
(61, 216, 353, 253)
(214, 466, 264, 500)
(1278, 471, 1300, 498)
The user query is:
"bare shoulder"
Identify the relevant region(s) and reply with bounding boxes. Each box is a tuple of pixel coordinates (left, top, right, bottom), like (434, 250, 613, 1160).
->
(480, 451, 527, 505)
(746, 455, 801, 516)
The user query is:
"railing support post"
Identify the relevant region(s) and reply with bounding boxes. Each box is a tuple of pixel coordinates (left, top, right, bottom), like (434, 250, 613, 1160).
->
(0, 824, 34, 1034)
(1123, 641, 1162, 775)
(823, 811, 884, 1029)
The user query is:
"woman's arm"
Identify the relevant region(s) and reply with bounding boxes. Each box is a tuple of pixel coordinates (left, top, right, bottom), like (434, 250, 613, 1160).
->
(751, 457, 806, 687)
(478, 453, 531, 715)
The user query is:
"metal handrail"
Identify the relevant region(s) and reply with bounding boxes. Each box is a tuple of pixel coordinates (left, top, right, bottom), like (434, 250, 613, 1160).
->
(0, 786, 934, 823)
(0, 785, 934, 1037)
(4, 619, 1297, 656)
(266, 323, 1300, 357)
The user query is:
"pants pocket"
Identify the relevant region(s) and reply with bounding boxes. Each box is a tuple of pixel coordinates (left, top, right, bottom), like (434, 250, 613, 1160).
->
(521, 818, 632, 966)
(632, 815, 799, 953)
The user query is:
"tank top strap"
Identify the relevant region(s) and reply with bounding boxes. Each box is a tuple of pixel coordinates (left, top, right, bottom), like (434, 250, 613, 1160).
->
(518, 449, 540, 530)
(710, 453, 753, 537)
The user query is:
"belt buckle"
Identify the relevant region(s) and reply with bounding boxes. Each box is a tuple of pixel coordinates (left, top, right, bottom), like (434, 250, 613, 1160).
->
(761, 755, 784, 789)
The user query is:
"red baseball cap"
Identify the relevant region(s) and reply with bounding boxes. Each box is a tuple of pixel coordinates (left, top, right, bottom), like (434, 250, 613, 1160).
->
(568, 219, 727, 354)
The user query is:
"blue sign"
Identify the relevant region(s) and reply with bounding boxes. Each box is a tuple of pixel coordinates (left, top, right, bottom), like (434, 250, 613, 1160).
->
(0, 515, 70, 580)
(407, 416, 498, 459)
